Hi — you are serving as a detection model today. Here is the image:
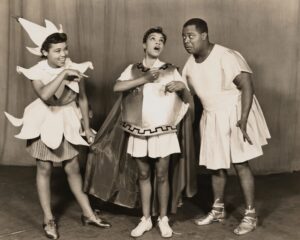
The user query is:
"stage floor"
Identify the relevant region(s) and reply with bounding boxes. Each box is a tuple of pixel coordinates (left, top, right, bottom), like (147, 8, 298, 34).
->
(0, 166, 299, 240)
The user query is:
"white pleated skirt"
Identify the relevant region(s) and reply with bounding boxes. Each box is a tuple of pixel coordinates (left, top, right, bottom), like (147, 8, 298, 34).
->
(199, 95, 270, 170)
(127, 132, 181, 158)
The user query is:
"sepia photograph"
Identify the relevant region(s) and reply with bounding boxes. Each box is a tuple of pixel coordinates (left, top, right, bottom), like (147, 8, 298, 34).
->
(0, 0, 299, 239)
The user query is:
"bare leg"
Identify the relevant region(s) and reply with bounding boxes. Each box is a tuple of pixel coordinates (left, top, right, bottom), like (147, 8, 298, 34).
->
(136, 158, 151, 219)
(155, 156, 170, 218)
(63, 156, 94, 218)
(212, 169, 227, 203)
(233, 162, 255, 213)
(233, 161, 257, 235)
(36, 160, 54, 223)
(62, 156, 111, 228)
(194, 168, 227, 226)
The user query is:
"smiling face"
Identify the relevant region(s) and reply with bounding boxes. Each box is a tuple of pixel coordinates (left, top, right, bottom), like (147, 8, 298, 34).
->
(143, 32, 165, 58)
(42, 42, 68, 68)
(182, 25, 207, 55)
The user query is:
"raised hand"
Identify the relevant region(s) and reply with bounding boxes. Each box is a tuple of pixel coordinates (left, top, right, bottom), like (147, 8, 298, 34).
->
(63, 69, 88, 82)
(145, 68, 160, 82)
(165, 81, 186, 92)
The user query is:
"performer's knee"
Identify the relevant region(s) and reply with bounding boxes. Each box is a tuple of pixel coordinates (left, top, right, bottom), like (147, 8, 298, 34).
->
(63, 158, 80, 176)
(156, 171, 168, 183)
(36, 160, 52, 177)
(233, 161, 251, 174)
(138, 171, 150, 181)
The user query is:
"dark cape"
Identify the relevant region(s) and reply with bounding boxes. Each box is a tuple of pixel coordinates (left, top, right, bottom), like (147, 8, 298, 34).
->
(83, 64, 198, 215)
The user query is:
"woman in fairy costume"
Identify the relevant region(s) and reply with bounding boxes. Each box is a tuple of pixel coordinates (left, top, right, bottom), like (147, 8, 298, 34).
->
(5, 18, 111, 239)
(84, 27, 197, 238)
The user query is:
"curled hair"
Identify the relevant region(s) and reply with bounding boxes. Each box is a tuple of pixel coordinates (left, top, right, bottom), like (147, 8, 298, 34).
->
(41, 32, 67, 58)
(143, 26, 167, 44)
(183, 18, 208, 34)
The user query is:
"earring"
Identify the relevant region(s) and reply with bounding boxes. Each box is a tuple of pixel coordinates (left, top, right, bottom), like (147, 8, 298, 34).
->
(41, 50, 48, 57)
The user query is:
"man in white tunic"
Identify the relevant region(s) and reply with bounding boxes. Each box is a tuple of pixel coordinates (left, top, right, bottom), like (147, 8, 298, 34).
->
(181, 18, 270, 235)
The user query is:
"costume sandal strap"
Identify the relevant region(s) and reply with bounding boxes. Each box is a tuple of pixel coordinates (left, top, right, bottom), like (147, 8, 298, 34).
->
(245, 207, 256, 215)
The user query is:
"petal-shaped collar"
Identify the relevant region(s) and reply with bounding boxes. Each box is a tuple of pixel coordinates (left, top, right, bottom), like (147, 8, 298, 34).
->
(37, 58, 72, 75)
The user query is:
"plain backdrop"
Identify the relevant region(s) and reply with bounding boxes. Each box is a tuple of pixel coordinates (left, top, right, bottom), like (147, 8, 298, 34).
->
(0, 0, 299, 174)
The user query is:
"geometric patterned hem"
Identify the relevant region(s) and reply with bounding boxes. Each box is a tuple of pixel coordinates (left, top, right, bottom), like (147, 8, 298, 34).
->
(26, 137, 79, 162)
(121, 122, 177, 137)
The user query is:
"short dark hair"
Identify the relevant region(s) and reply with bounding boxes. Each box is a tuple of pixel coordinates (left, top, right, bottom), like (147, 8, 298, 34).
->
(41, 32, 67, 57)
(143, 26, 167, 44)
(183, 18, 208, 34)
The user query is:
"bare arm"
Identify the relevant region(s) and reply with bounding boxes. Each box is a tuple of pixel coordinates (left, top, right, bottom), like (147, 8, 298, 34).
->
(113, 77, 148, 92)
(165, 81, 194, 121)
(78, 79, 95, 144)
(165, 81, 192, 103)
(31, 71, 66, 101)
(113, 69, 159, 92)
(233, 72, 254, 144)
(31, 69, 83, 101)
(180, 86, 193, 105)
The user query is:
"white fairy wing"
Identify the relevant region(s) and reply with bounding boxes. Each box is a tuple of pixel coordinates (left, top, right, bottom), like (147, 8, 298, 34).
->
(63, 60, 94, 93)
(18, 17, 48, 47)
(40, 107, 64, 149)
(69, 61, 94, 73)
(26, 47, 42, 56)
(16, 65, 50, 82)
(65, 81, 79, 94)
(4, 112, 23, 126)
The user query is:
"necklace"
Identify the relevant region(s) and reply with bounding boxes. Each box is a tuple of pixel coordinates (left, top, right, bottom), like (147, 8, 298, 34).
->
(136, 62, 171, 72)
(137, 63, 150, 72)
